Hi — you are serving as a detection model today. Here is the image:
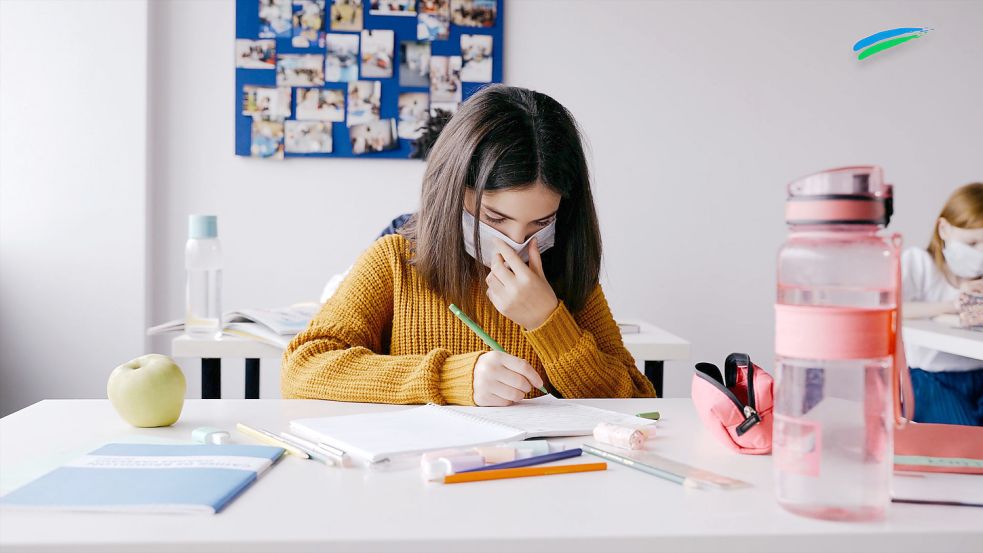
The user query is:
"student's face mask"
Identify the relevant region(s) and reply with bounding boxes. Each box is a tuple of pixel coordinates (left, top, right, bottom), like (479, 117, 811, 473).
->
(462, 210, 556, 268)
(943, 238, 983, 279)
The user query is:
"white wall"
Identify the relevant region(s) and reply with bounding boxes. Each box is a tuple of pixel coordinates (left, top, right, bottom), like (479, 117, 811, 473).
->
(3, 1, 980, 412)
(149, 0, 982, 399)
(146, 0, 424, 398)
(0, 0, 149, 416)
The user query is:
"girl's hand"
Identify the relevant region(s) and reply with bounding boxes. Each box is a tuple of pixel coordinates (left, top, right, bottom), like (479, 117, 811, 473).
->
(473, 351, 545, 406)
(960, 279, 983, 295)
(485, 238, 559, 330)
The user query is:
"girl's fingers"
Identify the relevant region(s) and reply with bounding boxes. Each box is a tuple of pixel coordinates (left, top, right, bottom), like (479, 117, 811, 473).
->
(476, 391, 513, 407)
(485, 270, 504, 290)
(490, 254, 515, 283)
(493, 239, 532, 277)
(495, 366, 534, 394)
(500, 356, 544, 390)
(489, 380, 527, 403)
(527, 238, 546, 278)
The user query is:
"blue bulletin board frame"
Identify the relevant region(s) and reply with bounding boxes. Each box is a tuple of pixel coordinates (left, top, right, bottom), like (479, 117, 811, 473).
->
(235, 0, 504, 159)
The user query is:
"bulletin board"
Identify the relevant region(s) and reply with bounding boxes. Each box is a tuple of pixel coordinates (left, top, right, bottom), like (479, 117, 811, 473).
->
(234, 0, 504, 160)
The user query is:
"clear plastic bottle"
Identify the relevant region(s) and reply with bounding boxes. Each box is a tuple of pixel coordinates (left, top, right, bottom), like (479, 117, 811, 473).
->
(185, 215, 223, 339)
(774, 166, 898, 521)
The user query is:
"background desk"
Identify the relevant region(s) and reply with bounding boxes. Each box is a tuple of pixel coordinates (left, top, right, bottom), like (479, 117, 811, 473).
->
(2, 398, 980, 553)
(903, 319, 983, 361)
(172, 318, 690, 399)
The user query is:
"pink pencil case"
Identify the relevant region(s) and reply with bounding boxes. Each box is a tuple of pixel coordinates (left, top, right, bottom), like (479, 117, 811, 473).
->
(692, 353, 774, 455)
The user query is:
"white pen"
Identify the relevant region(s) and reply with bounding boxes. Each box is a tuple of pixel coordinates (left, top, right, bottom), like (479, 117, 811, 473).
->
(279, 431, 349, 467)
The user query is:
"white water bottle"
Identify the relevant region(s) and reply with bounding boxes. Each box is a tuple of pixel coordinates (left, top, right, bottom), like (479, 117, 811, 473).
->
(185, 215, 223, 339)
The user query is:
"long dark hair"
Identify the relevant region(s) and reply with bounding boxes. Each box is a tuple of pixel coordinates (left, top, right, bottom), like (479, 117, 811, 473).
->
(400, 85, 602, 315)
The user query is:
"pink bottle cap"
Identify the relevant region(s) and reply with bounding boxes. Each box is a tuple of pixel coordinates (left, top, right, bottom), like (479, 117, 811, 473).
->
(785, 166, 893, 226)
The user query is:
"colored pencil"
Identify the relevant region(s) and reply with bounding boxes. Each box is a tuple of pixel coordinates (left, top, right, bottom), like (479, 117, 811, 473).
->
(459, 448, 582, 473)
(443, 462, 606, 484)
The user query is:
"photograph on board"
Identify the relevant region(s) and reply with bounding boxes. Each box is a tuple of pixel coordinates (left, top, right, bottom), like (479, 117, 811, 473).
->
(285, 120, 333, 154)
(325, 33, 359, 82)
(235, 39, 276, 69)
(330, 0, 363, 31)
(291, 0, 325, 47)
(251, 120, 285, 159)
(242, 86, 292, 121)
(417, 0, 450, 41)
(370, 0, 416, 16)
(350, 119, 398, 154)
(398, 92, 429, 139)
(430, 55, 462, 104)
(295, 88, 345, 121)
(360, 29, 394, 79)
(398, 41, 431, 87)
(259, 0, 292, 37)
(450, 0, 495, 28)
(347, 80, 382, 126)
(277, 53, 325, 86)
(460, 34, 492, 82)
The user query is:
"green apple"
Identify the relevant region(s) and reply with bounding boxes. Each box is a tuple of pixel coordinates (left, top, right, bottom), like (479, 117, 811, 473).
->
(107, 354, 186, 427)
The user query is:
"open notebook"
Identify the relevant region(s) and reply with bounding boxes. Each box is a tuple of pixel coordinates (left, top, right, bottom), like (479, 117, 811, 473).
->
(289, 397, 654, 463)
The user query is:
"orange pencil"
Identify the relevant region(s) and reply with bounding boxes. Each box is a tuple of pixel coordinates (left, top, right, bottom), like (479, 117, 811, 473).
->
(443, 462, 607, 484)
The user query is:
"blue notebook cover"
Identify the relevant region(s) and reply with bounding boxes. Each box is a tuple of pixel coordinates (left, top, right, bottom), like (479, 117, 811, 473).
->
(0, 443, 283, 514)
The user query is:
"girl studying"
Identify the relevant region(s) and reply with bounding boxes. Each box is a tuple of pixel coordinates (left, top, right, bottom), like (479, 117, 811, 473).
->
(281, 85, 656, 406)
(902, 182, 983, 426)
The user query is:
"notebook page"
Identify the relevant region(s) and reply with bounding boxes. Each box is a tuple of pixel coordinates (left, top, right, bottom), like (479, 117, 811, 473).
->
(892, 472, 983, 507)
(445, 397, 654, 438)
(289, 405, 524, 463)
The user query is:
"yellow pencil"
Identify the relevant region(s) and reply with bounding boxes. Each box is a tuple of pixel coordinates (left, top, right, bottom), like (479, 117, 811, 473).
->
(236, 423, 309, 458)
(443, 462, 607, 484)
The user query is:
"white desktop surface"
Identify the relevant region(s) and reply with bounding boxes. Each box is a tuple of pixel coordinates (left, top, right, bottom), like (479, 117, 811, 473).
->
(903, 318, 983, 361)
(1, 399, 979, 553)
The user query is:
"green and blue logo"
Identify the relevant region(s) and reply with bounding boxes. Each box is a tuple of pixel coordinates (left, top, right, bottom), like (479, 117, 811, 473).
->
(853, 27, 931, 60)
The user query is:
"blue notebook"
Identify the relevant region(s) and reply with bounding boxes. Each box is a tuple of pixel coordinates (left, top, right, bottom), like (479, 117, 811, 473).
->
(0, 443, 283, 514)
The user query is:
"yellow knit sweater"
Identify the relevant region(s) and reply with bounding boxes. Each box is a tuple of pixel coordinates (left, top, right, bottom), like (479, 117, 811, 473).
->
(281, 234, 656, 405)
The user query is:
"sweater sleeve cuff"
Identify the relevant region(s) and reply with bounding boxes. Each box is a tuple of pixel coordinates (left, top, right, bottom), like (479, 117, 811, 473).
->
(439, 352, 481, 406)
(523, 301, 583, 365)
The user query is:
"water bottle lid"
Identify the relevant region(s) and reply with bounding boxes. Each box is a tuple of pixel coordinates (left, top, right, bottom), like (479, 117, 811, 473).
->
(188, 215, 218, 239)
(785, 166, 893, 226)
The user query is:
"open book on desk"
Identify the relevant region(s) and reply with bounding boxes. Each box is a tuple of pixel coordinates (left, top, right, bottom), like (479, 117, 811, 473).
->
(289, 396, 654, 464)
(147, 303, 319, 345)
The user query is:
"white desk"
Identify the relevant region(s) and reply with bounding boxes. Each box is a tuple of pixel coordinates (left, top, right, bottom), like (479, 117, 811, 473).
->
(903, 319, 983, 361)
(1, 398, 979, 553)
(172, 319, 690, 399)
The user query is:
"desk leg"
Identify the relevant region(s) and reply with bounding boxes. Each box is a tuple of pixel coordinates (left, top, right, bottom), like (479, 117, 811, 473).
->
(202, 358, 221, 399)
(245, 358, 260, 399)
(644, 360, 664, 398)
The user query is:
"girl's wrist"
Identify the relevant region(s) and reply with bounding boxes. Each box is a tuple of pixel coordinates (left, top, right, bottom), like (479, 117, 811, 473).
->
(525, 299, 559, 330)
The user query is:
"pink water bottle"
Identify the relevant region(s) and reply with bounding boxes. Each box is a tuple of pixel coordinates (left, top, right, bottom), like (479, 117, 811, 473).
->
(774, 166, 901, 521)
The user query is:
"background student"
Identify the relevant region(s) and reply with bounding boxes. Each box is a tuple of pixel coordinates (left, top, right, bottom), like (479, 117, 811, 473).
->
(902, 182, 983, 426)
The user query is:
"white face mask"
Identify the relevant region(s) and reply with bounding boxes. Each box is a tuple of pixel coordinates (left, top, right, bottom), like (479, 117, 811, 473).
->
(943, 238, 983, 279)
(462, 210, 556, 267)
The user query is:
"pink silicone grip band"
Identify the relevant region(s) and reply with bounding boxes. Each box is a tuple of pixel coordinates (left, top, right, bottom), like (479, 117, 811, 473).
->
(785, 200, 885, 223)
(775, 305, 895, 360)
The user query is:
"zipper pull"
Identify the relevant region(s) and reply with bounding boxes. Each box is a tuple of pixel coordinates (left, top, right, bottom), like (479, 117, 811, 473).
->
(736, 405, 761, 436)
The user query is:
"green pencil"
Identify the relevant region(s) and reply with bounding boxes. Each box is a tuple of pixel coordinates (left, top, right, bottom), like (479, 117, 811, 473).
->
(448, 303, 550, 395)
